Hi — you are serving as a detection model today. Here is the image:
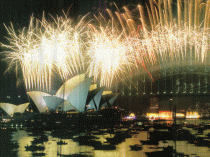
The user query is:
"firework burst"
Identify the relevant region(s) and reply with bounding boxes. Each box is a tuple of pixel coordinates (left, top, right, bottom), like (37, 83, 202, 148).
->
(1, 0, 210, 91)
(2, 12, 88, 92)
(113, 0, 210, 78)
(86, 19, 134, 87)
(138, 0, 210, 69)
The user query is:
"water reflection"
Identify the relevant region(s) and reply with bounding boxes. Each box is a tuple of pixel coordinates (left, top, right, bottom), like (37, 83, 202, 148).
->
(2, 120, 210, 156)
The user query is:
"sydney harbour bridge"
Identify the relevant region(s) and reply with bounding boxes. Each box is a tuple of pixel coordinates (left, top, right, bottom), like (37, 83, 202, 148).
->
(113, 64, 210, 114)
(116, 66, 210, 96)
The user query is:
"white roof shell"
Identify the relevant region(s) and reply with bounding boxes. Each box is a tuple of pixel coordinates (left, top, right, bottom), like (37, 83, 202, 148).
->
(27, 74, 93, 113)
(95, 87, 105, 110)
(57, 100, 79, 112)
(87, 87, 105, 111)
(100, 102, 108, 109)
(55, 74, 86, 99)
(43, 96, 65, 111)
(66, 77, 93, 112)
(86, 86, 104, 111)
(0, 103, 17, 117)
(99, 93, 119, 109)
(14, 103, 30, 113)
(43, 96, 78, 112)
(109, 93, 120, 105)
(99, 91, 113, 109)
(27, 91, 51, 113)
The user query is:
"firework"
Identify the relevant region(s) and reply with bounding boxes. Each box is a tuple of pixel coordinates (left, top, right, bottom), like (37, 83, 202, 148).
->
(86, 19, 134, 87)
(87, 0, 210, 87)
(2, 12, 88, 92)
(137, 0, 210, 69)
(1, 0, 210, 91)
(112, 0, 210, 78)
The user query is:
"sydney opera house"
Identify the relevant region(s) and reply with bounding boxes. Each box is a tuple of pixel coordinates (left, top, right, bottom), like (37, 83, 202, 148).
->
(0, 102, 30, 120)
(0, 74, 120, 128)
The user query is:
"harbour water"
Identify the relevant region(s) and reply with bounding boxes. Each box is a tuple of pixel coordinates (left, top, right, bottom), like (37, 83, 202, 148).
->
(2, 119, 210, 157)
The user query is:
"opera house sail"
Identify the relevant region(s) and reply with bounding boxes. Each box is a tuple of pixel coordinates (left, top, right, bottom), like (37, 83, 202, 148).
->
(27, 91, 51, 113)
(86, 87, 105, 111)
(0, 103, 17, 117)
(14, 103, 30, 113)
(65, 77, 93, 112)
(0, 74, 120, 128)
(99, 91, 120, 109)
(43, 96, 78, 112)
(55, 74, 86, 99)
(0, 103, 30, 118)
(43, 96, 66, 112)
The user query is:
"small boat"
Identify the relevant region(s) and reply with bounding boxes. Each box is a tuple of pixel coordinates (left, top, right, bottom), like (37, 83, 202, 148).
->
(194, 136, 210, 146)
(129, 130, 139, 134)
(31, 135, 48, 144)
(32, 153, 45, 156)
(37, 135, 48, 142)
(31, 138, 43, 144)
(105, 132, 129, 144)
(145, 146, 173, 157)
(130, 144, 142, 151)
(140, 139, 159, 145)
(57, 141, 67, 145)
(73, 135, 99, 142)
(94, 144, 116, 150)
(25, 145, 45, 151)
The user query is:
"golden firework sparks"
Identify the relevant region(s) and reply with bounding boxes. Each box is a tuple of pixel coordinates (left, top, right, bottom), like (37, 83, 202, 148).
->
(2, 12, 89, 92)
(87, 20, 134, 87)
(1, 0, 210, 91)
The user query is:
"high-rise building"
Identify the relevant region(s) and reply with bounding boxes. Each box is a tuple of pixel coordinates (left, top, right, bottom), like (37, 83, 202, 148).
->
(150, 97, 159, 111)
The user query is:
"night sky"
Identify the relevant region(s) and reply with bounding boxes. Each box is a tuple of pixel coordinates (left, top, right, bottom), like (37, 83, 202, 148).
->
(0, 0, 199, 115)
(0, 0, 149, 105)
(0, 0, 89, 104)
(0, 0, 82, 104)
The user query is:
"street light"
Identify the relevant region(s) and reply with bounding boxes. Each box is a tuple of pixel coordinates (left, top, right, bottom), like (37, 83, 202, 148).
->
(169, 98, 173, 110)
(169, 99, 173, 120)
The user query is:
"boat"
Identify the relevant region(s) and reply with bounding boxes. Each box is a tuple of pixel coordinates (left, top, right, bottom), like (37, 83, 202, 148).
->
(145, 146, 173, 157)
(140, 139, 159, 145)
(31, 138, 43, 144)
(105, 131, 131, 145)
(129, 144, 142, 151)
(73, 135, 99, 141)
(194, 136, 210, 146)
(31, 135, 48, 144)
(129, 130, 139, 134)
(25, 145, 45, 151)
(57, 140, 67, 145)
(40, 135, 48, 141)
(32, 153, 45, 156)
(106, 136, 125, 145)
(93, 143, 116, 150)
